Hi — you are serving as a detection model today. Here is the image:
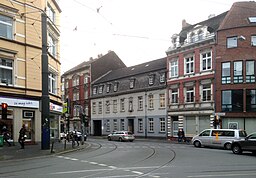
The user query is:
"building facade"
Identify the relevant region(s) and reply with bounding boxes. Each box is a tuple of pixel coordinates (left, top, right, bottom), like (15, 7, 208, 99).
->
(61, 51, 126, 135)
(0, 0, 62, 143)
(90, 58, 167, 138)
(215, 2, 256, 134)
(166, 12, 227, 139)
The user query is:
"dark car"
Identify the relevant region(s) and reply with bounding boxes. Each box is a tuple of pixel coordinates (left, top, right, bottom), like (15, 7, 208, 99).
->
(231, 132, 256, 154)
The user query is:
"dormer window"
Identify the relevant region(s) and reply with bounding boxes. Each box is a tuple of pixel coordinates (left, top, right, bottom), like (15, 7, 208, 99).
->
(93, 86, 97, 95)
(190, 32, 196, 43)
(114, 82, 118, 92)
(198, 30, 204, 41)
(149, 75, 154, 85)
(130, 79, 135, 89)
(106, 84, 111, 93)
(160, 73, 165, 83)
(99, 85, 104, 94)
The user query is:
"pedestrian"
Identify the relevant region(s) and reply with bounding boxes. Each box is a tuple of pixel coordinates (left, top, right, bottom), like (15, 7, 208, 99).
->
(177, 128, 185, 143)
(2, 126, 11, 147)
(74, 131, 79, 146)
(18, 124, 26, 149)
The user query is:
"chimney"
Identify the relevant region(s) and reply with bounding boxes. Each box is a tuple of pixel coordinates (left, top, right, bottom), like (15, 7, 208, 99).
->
(182, 19, 190, 29)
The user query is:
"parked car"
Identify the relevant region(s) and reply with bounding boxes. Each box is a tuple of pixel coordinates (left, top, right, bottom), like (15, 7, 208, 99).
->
(231, 132, 256, 154)
(192, 129, 247, 150)
(107, 131, 135, 142)
(60, 131, 87, 141)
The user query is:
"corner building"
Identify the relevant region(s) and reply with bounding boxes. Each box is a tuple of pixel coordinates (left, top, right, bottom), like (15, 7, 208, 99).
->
(215, 2, 256, 134)
(0, 0, 62, 144)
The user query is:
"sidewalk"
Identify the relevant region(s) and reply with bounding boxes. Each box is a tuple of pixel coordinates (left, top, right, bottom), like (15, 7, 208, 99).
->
(0, 140, 89, 161)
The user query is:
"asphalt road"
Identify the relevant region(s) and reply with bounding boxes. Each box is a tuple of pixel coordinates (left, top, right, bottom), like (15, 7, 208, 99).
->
(0, 138, 255, 178)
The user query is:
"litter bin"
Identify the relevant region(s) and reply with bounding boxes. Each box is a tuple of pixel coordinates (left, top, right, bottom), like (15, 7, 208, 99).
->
(0, 135, 3, 147)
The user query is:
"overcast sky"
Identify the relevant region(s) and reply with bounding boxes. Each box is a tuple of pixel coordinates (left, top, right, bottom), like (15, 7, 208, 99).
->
(59, 0, 248, 74)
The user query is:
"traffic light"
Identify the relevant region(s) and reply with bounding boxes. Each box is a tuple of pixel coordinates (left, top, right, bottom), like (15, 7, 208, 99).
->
(2, 103, 8, 119)
(82, 114, 88, 127)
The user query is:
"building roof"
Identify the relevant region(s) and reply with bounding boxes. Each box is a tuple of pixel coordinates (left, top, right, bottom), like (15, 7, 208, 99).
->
(93, 57, 166, 84)
(218, 1, 256, 30)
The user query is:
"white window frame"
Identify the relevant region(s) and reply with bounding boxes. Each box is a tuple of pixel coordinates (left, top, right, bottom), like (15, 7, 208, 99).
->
(149, 75, 154, 85)
(49, 72, 57, 94)
(160, 118, 166, 132)
(84, 75, 88, 84)
(169, 59, 178, 78)
(73, 77, 79, 86)
(138, 119, 143, 132)
(159, 94, 165, 108)
(113, 100, 117, 113)
(105, 100, 110, 113)
(184, 56, 194, 74)
(93, 87, 97, 95)
(251, 35, 256, 46)
(148, 118, 154, 132)
(92, 102, 96, 114)
(48, 33, 57, 57)
(148, 94, 154, 109)
(185, 86, 194, 103)
(0, 14, 13, 39)
(160, 73, 165, 83)
(99, 85, 103, 94)
(120, 98, 125, 112)
(98, 101, 102, 114)
(200, 51, 212, 71)
(47, 4, 55, 23)
(170, 88, 178, 104)
(227, 36, 237, 48)
(138, 96, 143, 110)
(0, 58, 13, 85)
(201, 84, 211, 102)
(130, 79, 135, 89)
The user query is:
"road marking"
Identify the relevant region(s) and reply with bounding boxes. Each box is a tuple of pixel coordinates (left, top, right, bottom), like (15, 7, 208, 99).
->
(98, 164, 107, 167)
(89, 162, 98, 165)
(81, 160, 88, 163)
(108, 166, 117, 169)
(132, 171, 143, 175)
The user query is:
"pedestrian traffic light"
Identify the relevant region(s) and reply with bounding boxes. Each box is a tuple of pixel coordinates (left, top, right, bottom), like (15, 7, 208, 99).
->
(1, 103, 8, 119)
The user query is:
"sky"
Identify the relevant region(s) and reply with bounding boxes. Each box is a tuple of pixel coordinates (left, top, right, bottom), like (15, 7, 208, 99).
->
(59, 0, 248, 74)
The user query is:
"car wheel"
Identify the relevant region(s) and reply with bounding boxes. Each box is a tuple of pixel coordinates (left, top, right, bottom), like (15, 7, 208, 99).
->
(232, 144, 242, 154)
(119, 137, 123, 142)
(224, 143, 231, 150)
(108, 137, 112, 141)
(129, 140, 134, 142)
(84, 137, 87, 141)
(194, 141, 201, 148)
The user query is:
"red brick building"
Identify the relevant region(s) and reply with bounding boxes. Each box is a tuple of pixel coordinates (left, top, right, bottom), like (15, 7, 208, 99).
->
(215, 2, 256, 134)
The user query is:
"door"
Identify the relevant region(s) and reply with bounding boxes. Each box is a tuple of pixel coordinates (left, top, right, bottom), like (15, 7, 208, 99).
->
(128, 119, 134, 133)
(22, 119, 32, 141)
(93, 120, 102, 136)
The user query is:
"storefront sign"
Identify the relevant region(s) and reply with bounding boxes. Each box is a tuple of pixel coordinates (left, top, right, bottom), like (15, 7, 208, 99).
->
(50, 102, 63, 113)
(0, 97, 39, 108)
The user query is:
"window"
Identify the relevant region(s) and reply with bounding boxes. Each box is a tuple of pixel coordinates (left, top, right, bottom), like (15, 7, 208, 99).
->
(160, 118, 166, 132)
(227, 36, 237, 48)
(65, 80, 68, 89)
(251, 36, 256, 46)
(106, 119, 110, 132)
(106, 84, 110, 93)
(190, 32, 196, 43)
(73, 77, 79, 86)
(84, 75, 89, 84)
(48, 34, 56, 57)
(128, 97, 133, 112)
(149, 75, 154, 85)
(92, 102, 96, 114)
(202, 84, 211, 101)
(120, 98, 125, 112)
(248, 17, 256, 23)
(186, 86, 194, 103)
(170, 88, 178, 104)
(222, 90, 243, 112)
(222, 62, 231, 84)
(169, 59, 178, 78)
(160, 73, 165, 83)
(234, 61, 243, 83)
(148, 94, 154, 109)
(113, 119, 118, 131)
(0, 14, 13, 39)
(130, 79, 135, 89)
(106, 100, 110, 113)
(0, 58, 13, 85)
(47, 4, 55, 22)
(201, 52, 212, 71)
(246, 61, 255, 83)
(99, 85, 103, 94)
(138, 119, 143, 132)
(98, 102, 102, 114)
(84, 89, 88, 99)
(138, 96, 143, 110)
(120, 119, 125, 131)
(198, 30, 204, 41)
(114, 82, 118, 92)
(93, 87, 97, 95)
(184, 56, 194, 74)
(73, 91, 79, 101)
(49, 72, 57, 94)
(159, 94, 165, 108)
(113, 100, 117, 113)
(246, 90, 256, 111)
(73, 107, 79, 117)
(148, 118, 154, 132)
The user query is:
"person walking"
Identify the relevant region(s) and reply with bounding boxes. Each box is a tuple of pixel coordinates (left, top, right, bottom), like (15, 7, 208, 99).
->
(177, 128, 185, 143)
(18, 124, 26, 149)
(2, 126, 11, 147)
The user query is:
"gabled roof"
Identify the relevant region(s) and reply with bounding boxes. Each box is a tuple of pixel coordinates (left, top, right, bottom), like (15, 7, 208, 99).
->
(93, 57, 166, 84)
(179, 11, 228, 41)
(218, 1, 256, 30)
(62, 59, 95, 76)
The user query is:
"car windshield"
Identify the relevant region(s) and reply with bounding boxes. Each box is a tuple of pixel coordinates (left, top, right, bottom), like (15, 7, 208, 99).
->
(239, 131, 247, 137)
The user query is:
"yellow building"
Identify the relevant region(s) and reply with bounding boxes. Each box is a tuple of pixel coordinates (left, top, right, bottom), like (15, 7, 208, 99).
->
(0, 0, 62, 144)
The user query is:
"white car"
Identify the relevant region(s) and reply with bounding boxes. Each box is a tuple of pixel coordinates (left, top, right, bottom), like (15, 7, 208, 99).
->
(107, 131, 135, 142)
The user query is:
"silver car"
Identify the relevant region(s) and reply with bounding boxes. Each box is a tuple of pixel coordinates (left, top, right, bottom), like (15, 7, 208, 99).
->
(107, 131, 135, 142)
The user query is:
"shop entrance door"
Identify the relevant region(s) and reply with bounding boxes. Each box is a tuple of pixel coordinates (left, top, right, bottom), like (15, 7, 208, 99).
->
(22, 119, 32, 141)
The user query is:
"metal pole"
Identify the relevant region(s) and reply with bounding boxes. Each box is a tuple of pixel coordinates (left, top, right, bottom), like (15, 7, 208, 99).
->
(41, 12, 50, 150)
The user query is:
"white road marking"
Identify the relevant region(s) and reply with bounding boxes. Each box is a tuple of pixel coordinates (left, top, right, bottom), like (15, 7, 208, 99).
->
(89, 162, 98, 165)
(187, 172, 256, 177)
(98, 164, 107, 167)
(132, 171, 143, 175)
